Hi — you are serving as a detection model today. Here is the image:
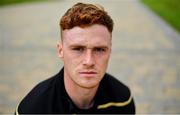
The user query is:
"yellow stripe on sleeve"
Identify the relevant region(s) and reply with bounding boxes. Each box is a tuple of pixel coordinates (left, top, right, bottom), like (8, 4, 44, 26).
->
(15, 104, 19, 115)
(97, 96, 132, 109)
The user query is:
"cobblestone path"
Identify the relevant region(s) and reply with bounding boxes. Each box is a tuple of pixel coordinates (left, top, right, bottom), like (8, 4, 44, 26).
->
(0, 0, 180, 113)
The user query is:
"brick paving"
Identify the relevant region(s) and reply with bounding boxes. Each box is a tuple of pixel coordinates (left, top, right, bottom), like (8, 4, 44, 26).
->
(0, 0, 180, 114)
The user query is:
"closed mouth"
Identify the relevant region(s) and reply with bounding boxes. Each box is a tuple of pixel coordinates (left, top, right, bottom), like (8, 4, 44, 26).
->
(79, 72, 97, 74)
(79, 71, 98, 78)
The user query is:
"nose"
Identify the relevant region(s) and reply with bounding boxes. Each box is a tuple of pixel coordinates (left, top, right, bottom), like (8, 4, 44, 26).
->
(83, 49, 95, 67)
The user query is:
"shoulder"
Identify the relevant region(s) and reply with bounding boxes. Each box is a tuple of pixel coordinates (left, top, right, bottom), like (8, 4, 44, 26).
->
(103, 73, 131, 101)
(16, 72, 62, 114)
(97, 73, 135, 113)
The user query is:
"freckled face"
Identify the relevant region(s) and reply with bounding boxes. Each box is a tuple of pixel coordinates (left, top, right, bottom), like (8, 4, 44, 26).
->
(57, 24, 112, 89)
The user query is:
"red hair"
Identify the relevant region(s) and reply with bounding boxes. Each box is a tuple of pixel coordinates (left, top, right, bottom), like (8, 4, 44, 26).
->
(60, 3, 114, 33)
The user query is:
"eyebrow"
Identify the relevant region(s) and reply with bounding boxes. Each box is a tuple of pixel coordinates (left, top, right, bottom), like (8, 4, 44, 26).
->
(69, 44, 109, 49)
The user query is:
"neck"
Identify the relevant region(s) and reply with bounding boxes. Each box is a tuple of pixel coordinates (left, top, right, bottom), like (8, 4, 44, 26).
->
(64, 72, 99, 109)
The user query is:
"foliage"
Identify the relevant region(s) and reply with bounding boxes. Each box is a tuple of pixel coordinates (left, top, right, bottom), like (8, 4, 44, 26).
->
(142, 0, 180, 32)
(0, 0, 49, 6)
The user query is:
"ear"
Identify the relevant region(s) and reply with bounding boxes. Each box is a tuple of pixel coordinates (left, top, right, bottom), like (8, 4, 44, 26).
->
(57, 41, 63, 58)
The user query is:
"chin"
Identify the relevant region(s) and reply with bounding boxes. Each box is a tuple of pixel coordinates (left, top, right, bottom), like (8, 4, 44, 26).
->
(78, 81, 100, 89)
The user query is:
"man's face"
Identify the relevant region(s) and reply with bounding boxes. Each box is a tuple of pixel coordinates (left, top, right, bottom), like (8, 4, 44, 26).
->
(58, 24, 112, 89)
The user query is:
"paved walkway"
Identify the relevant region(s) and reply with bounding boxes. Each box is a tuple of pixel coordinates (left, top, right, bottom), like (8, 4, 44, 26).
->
(0, 0, 180, 114)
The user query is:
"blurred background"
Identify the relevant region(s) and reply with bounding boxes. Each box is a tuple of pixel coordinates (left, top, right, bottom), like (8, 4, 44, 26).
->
(0, 0, 180, 114)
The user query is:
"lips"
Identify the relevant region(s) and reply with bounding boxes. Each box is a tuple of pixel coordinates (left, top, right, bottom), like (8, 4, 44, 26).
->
(79, 71, 97, 77)
(80, 72, 97, 74)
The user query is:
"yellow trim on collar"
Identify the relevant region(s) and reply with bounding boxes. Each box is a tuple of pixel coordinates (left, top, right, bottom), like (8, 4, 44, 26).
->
(97, 96, 132, 109)
(15, 104, 19, 115)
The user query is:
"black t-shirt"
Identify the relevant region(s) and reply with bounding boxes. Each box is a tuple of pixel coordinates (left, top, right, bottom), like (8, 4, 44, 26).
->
(16, 68, 135, 114)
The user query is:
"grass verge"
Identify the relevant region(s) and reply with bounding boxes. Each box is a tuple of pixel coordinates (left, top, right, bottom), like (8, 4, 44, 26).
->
(142, 0, 180, 33)
(0, 0, 49, 6)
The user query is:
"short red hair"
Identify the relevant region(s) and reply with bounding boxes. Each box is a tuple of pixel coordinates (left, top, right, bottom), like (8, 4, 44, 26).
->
(60, 3, 114, 33)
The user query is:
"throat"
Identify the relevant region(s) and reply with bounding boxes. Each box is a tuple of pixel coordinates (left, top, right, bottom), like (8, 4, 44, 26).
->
(77, 99, 94, 109)
(64, 75, 98, 109)
(68, 86, 97, 109)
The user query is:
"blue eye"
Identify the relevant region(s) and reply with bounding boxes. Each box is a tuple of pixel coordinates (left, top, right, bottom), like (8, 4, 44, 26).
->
(94, 48, 105, 52)
(73, 47, 84, 52)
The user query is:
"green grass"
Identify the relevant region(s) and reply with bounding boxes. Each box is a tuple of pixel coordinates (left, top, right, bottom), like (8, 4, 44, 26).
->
(142, 0, 180, 33)
(0, 0, 49, 6)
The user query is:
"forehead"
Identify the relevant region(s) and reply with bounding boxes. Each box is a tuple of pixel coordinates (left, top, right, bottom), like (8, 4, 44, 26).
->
(61, 24, 112, 47)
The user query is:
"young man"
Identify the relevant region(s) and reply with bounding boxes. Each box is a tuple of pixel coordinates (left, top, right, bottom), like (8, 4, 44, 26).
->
(16, 3, 135, 114)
